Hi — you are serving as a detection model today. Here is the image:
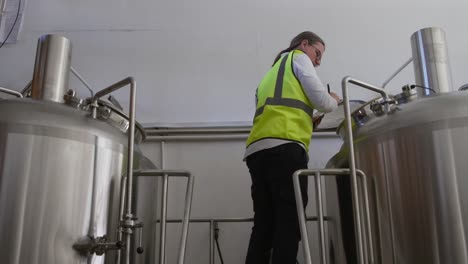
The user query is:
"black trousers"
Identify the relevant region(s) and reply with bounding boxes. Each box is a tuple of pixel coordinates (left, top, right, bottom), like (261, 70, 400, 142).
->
(245, 143, 308, 264)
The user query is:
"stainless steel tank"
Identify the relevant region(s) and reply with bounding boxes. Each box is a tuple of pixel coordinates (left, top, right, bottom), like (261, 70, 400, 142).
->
(0, 34, 149, 264)
(329, 91, 468, 264)
(0, 98, 146, 263)
(324, 27, 467, 264)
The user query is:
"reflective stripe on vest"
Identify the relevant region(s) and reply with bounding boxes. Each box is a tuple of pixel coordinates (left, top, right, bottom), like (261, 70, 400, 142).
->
(254, 53, 314, 117)
(246, 50, 315, 149)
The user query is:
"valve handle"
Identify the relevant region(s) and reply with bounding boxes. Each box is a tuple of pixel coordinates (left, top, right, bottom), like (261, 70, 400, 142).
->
(136, 222, 144, 254)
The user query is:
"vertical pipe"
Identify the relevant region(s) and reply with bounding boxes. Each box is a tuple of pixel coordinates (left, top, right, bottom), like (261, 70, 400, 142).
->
(411, 27, 453, 96)
(159, 174, 169, 264)
(358, 171, 375, 264)
(125, 79, 137, 264)
(31, 35, 71, 103)
(125, 234, 131, 264)
(178, 174, 194, 264)
(292, 170, 313, 264)
(210, 220, 215, 264)
(159, 141, 167, 264)
(342, 77, 365, 264)
(315, 172, 327, 264)
(357, 175, 369, 264)
(116, 176, 128, 264)
(125, 79, 136, 216)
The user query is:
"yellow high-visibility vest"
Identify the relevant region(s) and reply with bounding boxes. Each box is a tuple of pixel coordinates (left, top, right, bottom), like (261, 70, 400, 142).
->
(246, 50, 315, 150)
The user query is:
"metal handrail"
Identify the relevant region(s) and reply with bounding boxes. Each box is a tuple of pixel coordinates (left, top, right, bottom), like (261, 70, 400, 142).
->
(92, 77, 137, 264)
(0, 86, 23, 98)
(293, 168, 374, 264)
(340, 76, 389, 264)
(134, 170, 195, 264)
(157, 216, 327, 264)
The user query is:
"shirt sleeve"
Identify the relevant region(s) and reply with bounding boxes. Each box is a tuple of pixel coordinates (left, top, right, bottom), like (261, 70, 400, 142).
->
(292, 53, 338, 113)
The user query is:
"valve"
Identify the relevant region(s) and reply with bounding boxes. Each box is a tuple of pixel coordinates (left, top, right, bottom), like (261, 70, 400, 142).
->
(72, 235, 124, 256)
(120, 213, 145, 254)
(136, 222, 144, 254)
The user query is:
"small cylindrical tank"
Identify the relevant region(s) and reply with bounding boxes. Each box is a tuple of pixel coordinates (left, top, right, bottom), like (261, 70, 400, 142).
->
(31, 35, 72, 103)
(411, 27, 453, 96)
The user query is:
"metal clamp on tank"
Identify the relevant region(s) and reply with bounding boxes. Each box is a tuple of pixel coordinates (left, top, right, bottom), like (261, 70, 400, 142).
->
(369, 96, 398, 116)
(394, 84, 418, 104)
(63, 89, 85, 108)
(72, 235, 124, 256)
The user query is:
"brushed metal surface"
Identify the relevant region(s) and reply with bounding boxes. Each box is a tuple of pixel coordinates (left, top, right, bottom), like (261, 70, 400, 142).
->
(411, 27, 453, 96)
(0, 99, 129, 263)
(31, 35, 72, 103)
(327, 91, 468, 263)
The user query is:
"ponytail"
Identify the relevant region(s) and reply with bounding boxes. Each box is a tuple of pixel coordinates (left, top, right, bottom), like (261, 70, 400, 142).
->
(272, 44, 300, 66)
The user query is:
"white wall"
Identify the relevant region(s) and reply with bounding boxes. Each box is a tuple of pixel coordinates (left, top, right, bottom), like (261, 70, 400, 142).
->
(0, 0, 467, 124)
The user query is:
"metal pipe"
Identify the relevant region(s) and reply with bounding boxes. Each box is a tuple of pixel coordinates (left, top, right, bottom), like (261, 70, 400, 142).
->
(156, 216, 326, 264)
(161, 141, 166, 170)
(133, 170, 194, 264)
(292, 170, 313, 264)
(411, 27, 453, 96)
(382, 57, 413, 89)
(20, 81, 32, 96)
(70, 66, 94, 97)
(118, 176, 128, 231)
(91, 77, 136, 264)
(160, 174, 169, 264)
(145, 132, 339, 142)
(31, 35, 71, 103)
(293, 169, 371, 264)
(116, 175, 128, 264)
(160, 140, 166, 264)
(345, 77, 389, 114)
(147, 135, 248, 141)
(0, 86, 23, 98)
(146, 128, 251, 135)
(125, 233, 131, 264)
(178, 173, 194, 264)
(358, 170, 375, 264)
(156, 216, 324, 223)
(342, 77, 365, 264)
(134, 170, 191, 177)
(92, 77, 136, 217)
(356, 172, 368, 264)
(209, 220, 215, 264)
(315, 172, 327, 264)
(158, 216, 326, 264)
